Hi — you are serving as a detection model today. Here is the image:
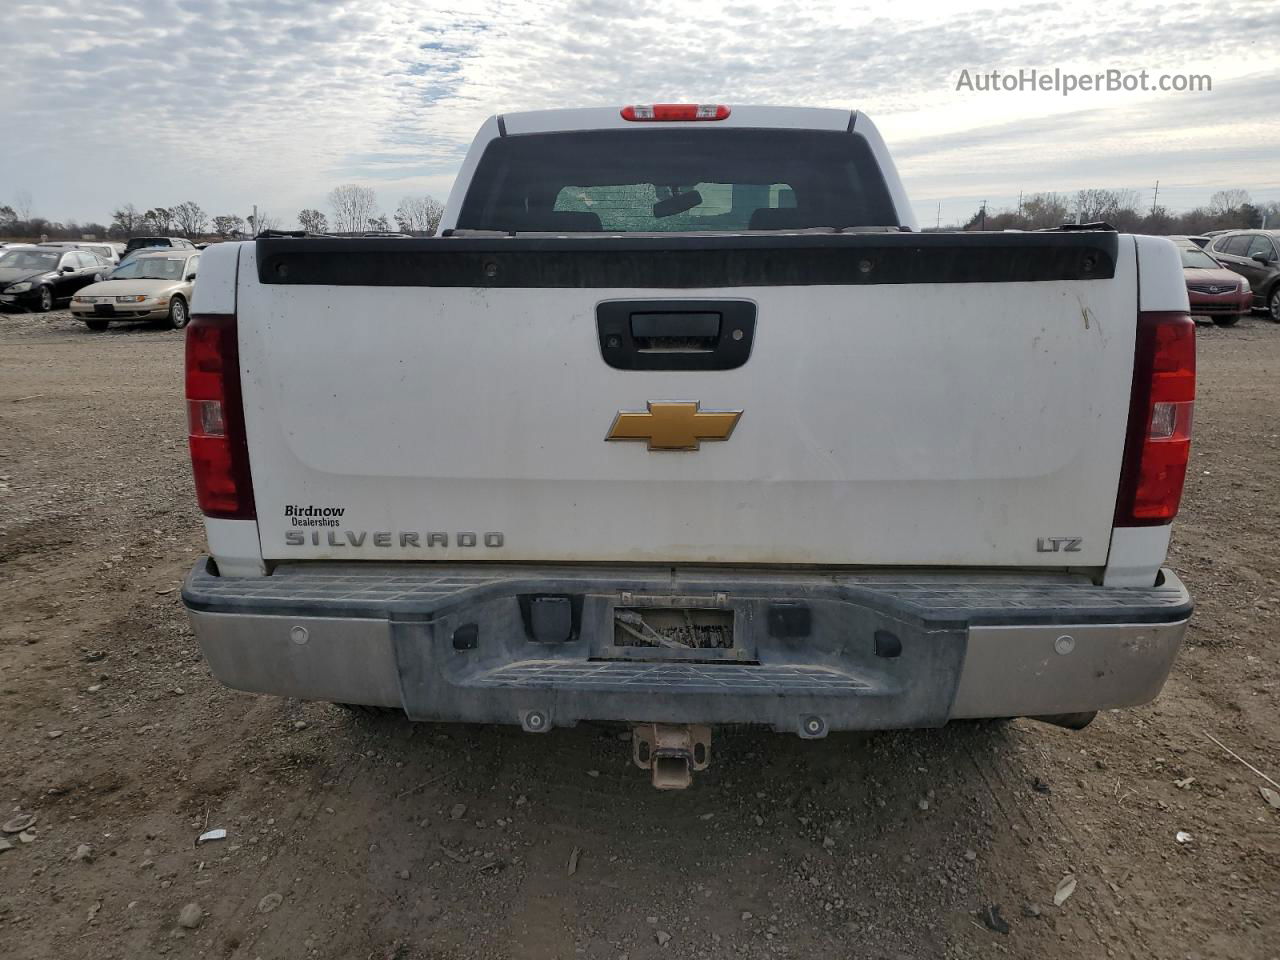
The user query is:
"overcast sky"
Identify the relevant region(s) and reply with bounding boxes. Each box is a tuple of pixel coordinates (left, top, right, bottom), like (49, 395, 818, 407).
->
(3, 0, 1277, 229)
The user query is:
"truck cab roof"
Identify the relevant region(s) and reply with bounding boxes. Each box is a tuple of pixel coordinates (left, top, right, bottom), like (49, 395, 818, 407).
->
(499, 104, 856, 134)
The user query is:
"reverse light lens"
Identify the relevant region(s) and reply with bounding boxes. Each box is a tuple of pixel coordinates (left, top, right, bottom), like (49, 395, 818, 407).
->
(1149, 400, 1192, 441)
(188, 398, 226, 437)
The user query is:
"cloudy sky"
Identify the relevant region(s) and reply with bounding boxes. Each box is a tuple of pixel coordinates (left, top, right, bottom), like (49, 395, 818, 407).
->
(3, 0, 1277, 229)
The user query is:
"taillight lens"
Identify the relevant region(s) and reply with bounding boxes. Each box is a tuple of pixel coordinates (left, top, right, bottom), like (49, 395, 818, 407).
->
(186, 313, 255, 519)
(620, 104, 731, 121)
(1115, 311, 1195, 525)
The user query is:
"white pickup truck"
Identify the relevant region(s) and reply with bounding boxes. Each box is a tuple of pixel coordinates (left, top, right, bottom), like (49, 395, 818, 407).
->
(182, 104, 1194, 788)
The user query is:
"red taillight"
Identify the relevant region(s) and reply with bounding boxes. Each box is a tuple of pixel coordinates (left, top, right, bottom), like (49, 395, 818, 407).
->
(620, 104, 730, 122)
(186, 313, 255, 520)
(1115, 311, 1195, 525)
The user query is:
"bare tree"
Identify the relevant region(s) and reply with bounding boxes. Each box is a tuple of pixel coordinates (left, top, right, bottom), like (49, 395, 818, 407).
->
(212, 214, 246, 237)
(298, 208, 328, 233)
(328, 184, 379, 233)
(13, 189, 33, 222)
(1141, 205, 1176, 234)
(111, 203, 144, 237)
(1073, 188, 1141, 223)
(394, 194, 445, 234)
(1019, 192, 1069, 230)
(172, 200, 209, 238)
(1209, 189, 1251, 215)
(246, 210, 281, 235)
(144, 207, 174, 233)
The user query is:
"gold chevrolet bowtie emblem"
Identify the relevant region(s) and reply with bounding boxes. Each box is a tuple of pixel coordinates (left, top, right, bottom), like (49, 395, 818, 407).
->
(605, 401, 743, 451)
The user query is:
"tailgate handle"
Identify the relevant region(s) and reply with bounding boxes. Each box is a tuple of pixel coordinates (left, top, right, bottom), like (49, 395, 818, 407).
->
(630, 311, 721, 347)
(598, 299, 756, 371)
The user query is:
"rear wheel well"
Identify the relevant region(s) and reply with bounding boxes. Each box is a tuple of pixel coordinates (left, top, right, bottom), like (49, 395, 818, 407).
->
(1266, 280, 1280, 320)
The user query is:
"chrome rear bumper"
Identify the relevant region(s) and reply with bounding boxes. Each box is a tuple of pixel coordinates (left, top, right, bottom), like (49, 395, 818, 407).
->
(183, 560, 1191, 733)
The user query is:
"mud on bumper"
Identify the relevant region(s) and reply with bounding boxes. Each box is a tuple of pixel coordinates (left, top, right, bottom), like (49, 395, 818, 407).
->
(182, 560, 1192, 735)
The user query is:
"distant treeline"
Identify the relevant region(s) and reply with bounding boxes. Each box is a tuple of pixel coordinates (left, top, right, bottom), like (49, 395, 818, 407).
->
(952, 189, 1277, 234)
(0, 186, 444, 241)
(3, 187, 1275, 241)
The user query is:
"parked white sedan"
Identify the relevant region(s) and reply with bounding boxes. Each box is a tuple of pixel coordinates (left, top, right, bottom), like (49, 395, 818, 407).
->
(70, 250, 200, 330)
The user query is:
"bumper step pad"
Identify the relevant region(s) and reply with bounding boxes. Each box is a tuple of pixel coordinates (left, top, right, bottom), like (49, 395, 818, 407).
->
(469, 660, 871, 692)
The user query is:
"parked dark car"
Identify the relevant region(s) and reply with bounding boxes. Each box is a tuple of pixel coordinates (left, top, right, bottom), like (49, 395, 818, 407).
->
(1208, 230, 1280, 321)
(0, 247, 110, 312)
(1171, 239, 1252, 325)
(123, 236, 196, 257)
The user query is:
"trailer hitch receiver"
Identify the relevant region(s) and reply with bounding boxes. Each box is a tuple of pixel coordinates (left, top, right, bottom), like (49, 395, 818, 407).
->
(631, 723, 711, 790)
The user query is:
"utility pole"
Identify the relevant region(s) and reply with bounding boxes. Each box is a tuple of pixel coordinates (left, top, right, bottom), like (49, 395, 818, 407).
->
(979, 200, 987, 231)
(936, 201, 941, 230)
(1150, 181, 1160, 217)
(252, 204, 258, 237)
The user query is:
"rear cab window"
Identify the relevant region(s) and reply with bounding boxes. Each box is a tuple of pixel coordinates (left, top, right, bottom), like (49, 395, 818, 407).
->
(553, 182, 797, 232)
(457, 129, 897, 232)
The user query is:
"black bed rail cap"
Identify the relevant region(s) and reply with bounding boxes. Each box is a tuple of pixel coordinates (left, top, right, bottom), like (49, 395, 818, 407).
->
(255, 230, 1120, 289)
(1041, 221, 1118, 232)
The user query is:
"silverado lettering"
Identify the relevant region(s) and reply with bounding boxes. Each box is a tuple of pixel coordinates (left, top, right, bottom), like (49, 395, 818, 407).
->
(283, 530, 505, 547)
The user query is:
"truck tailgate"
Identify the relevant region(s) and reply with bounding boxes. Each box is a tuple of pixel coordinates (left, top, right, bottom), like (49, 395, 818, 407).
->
(236, 234, 1137, 568)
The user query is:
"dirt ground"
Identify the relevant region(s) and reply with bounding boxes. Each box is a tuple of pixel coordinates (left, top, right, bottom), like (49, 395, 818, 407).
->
(1, 309, 1277, 960)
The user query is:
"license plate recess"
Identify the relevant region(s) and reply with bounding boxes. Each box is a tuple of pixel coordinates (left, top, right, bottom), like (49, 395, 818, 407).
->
(601, 593, 750, 662)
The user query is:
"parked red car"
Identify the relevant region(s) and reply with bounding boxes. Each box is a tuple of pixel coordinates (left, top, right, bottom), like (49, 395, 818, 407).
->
(1172, 238, 1252, 326)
